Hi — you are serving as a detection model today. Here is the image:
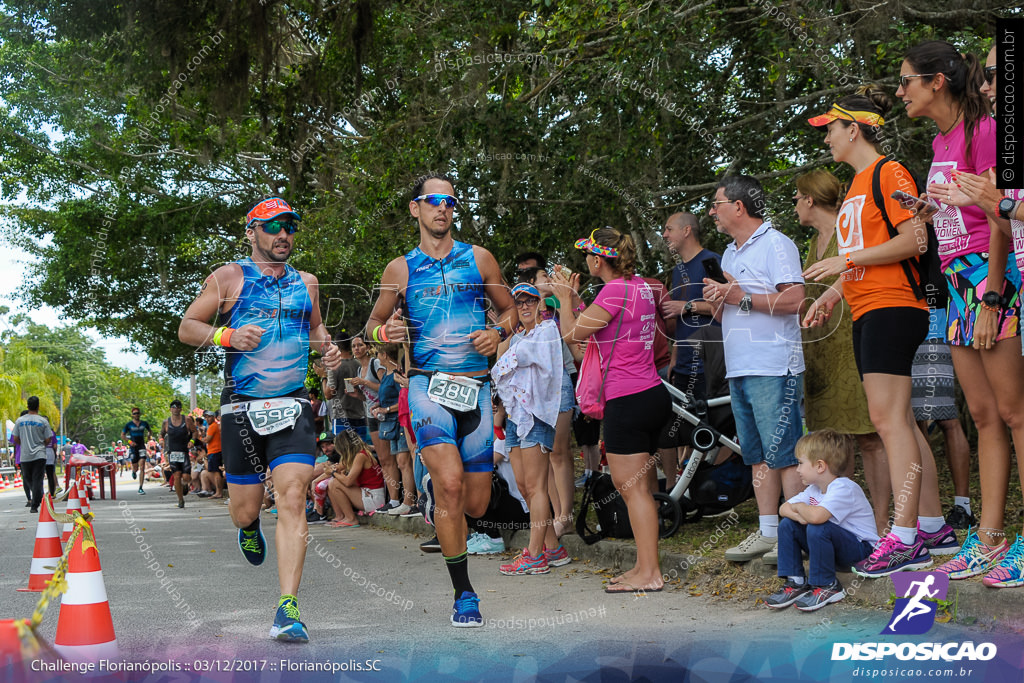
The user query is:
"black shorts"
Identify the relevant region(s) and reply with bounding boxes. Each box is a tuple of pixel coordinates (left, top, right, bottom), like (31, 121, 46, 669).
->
(129, 444, 145, 463)
(220, 388, 316, 485)
(166, 451, 191, 474)
(207, 452, 223, 472)
(572, 412, 601, 446)
(603, 383, 672, 456)
(852, 307, 929, 377)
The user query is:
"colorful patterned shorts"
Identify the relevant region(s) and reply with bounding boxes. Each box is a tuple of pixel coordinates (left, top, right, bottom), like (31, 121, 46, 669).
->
(944, 253, 1021, 346)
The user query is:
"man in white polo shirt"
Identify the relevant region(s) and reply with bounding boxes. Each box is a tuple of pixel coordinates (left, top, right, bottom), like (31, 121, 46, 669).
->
(703, 175, 805, 563)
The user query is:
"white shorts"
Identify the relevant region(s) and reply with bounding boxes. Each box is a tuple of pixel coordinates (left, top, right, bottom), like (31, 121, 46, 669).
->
(361, 487, 385, 512)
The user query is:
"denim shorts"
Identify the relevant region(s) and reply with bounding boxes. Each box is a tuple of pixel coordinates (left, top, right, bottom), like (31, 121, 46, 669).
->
(390, 429, 409, 454)
(506, 417, 556, 451)
(729, 373, 803, 469)
(559, 370, 575, 413)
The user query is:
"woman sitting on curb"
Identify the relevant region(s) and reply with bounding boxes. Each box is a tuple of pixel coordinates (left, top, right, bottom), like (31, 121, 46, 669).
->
(326, 430, 386, 528)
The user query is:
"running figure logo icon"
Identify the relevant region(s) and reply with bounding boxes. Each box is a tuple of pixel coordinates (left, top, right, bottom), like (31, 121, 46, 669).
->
(882, 572, 949, 635)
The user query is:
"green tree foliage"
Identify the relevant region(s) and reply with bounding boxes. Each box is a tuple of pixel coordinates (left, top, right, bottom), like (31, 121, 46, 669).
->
(0, 316, 218, 448)
(0, 1, 1017, 373)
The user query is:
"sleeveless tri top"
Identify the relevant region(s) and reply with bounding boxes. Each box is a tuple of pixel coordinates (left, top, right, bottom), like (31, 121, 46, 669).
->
(403, 240, 487, 373)
(164, 416, 191, 453)
(220, 257, 312, 397)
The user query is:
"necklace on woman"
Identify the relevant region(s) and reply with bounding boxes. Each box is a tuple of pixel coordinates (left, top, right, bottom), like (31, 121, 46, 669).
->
(938, 110, 962, 150)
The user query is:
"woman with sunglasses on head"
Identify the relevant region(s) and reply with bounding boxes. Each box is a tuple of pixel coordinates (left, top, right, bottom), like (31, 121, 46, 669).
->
(897, 40, 1024, 581)
(491, 282, 571, 575)
(550, 227, 671, 593)
(803, 85, 951, 577)
(795, 169, 891, 536)
(926, 43, 1024, 588)
(349, 337, 401, 511)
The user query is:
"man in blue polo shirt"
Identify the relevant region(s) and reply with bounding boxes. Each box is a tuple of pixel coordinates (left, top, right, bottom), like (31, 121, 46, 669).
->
(12, 396, 55, 514)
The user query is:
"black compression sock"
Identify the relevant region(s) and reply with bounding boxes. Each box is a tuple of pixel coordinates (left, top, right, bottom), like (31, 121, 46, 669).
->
(444, 551, 473, 596)
(243, 518, 260, 532)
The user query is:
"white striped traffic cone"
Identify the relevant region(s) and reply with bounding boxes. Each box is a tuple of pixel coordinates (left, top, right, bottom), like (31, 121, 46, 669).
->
(62, 486, 82, 545)
(13, 470, 23, 487)
(16, 495, 62, 593)
(77, 479, 91, 515)
(89, 470, 98, 499)
(0, 475, 9, 490)
(54, 518, 118, 662)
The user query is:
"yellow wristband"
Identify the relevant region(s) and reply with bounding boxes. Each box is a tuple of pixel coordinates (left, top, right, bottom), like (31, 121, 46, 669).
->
(213, 326, 235, 348)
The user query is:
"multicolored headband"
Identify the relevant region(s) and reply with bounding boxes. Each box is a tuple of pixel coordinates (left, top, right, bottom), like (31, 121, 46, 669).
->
(807, 103, 885, 128)
(574, 228, 619, 258)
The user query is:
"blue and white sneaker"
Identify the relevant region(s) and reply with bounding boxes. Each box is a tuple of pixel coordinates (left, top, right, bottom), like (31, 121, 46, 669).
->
(422, 473, 436, 526)
(467, 533, 505, 555)
(238, 519, 267, 566)
(269, 596, 309, 642)
(451, 591, 483, 628)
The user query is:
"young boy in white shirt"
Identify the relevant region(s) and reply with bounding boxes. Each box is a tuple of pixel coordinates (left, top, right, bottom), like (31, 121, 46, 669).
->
(766, 429, 880, 611)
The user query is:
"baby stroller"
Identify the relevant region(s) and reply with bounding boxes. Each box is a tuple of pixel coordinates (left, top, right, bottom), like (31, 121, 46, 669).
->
(653, 379, 751, 538)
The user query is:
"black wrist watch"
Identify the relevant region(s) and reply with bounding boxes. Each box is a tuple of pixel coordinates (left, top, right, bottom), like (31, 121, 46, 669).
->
(982, 291, 1004, 308)
(997, 198, 1018, 221)
(492, 326, 509, 342)
(683, 300, 694, 315)
(739, 294, 753, 313)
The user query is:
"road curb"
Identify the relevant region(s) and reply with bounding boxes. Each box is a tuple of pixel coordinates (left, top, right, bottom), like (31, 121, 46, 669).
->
(360, 510, 1022, 629)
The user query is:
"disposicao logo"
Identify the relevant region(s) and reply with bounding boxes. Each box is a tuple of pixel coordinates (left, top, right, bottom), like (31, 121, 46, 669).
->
(831, 571, 998, 663)
(882, 571, 949, 635)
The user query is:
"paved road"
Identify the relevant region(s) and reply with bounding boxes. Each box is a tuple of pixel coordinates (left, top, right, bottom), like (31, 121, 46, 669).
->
(2, 474, 1022, 682)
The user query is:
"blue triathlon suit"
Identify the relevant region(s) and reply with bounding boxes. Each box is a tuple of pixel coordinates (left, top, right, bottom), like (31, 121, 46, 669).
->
(219, 257, 317, 484)
(404, 241, 493, 473)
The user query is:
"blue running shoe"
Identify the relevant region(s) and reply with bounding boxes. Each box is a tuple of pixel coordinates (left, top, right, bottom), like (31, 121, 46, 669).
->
(451, 591, 483, 628)
(269, 596, 309, 642)
(422, 473, 435, 526)
(238, 520, 267, 566)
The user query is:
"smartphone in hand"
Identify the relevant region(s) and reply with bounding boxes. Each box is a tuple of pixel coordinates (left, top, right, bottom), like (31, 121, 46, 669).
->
(702, 258, 727, 284)
(891, 190, 940, 211)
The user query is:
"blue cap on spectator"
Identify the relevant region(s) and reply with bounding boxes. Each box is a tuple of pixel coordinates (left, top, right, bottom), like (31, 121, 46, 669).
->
(511, 283, 541, 299)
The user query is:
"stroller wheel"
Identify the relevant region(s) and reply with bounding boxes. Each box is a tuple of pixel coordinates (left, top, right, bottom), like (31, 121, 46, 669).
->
(653, 493, 682, 539)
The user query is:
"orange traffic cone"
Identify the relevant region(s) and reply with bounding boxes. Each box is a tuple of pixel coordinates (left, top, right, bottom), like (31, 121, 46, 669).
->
(0, 618, 41, 669)
(0, 475, 9, 490)
(16, 495, 62, 593)
(62, 486, 82, 544)
(78, 479, 90, 510)
(14, 470, 23, 487)
(54, 519, 118, 662)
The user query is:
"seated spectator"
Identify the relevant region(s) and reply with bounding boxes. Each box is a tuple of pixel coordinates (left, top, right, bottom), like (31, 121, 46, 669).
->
(325, 430, 386, 528)
(766, 430, 879, 611)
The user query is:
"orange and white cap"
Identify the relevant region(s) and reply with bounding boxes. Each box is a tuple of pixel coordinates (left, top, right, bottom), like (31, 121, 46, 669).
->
(245, 197, 301, 227)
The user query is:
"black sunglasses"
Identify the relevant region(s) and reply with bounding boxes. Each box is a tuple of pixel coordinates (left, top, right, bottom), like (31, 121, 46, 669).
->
(984, 65, 997, 85)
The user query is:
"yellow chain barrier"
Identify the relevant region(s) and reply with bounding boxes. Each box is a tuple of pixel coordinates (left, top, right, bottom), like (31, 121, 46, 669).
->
(11, 493, 97, 659)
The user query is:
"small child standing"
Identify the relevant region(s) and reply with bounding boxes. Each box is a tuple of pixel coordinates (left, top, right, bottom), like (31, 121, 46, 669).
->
(766, 429, 880, 612)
